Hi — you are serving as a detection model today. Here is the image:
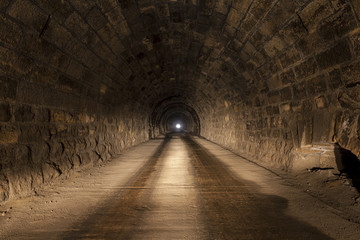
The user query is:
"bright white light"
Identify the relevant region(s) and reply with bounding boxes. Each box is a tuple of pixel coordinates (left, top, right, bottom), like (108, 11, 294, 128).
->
(176, 124, 181, 129)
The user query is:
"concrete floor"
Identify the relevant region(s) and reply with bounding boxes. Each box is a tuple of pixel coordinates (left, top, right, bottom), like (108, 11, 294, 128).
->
(0, 133, 360, 239)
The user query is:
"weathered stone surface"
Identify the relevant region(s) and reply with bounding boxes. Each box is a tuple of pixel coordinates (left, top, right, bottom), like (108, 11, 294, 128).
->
(7, 0, 49, 33)
(318, 4, 358, 41)
(315, 40, 352, 70)
(338, 85, 360, 109)
(0, 76, 17, 101)
(307, 75, 328, 96)
(0, 13, 22, 48)
(298, 0, 333, 32)
(15, 105, 34, 122)
(294, 57, 318, 80)
(280, 69, 295, 85)
(293, 82, 307, 99)
(341, 60, 360, 85)
(0, 103, 11, 122)
(280, 87, 293, 101)
(352, 0, 360, 20)
(0, 125, 18, 144)
(328, 68, 343, 90)
(65, 12, 89, 38)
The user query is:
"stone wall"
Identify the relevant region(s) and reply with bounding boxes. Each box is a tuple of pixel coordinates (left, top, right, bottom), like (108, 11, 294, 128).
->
(0, 0, 149, 201)
(200, 0, 360, 171)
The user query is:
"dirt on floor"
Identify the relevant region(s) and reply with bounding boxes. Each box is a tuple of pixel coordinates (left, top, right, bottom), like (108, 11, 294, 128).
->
(274, 168, 360, 224)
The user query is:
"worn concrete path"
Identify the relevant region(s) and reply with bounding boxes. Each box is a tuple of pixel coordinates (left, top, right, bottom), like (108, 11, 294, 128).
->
(0, 133, 359, 239)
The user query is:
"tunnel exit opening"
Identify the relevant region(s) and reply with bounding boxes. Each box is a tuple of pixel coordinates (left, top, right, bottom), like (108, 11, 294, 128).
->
(149, 97, 201, 138)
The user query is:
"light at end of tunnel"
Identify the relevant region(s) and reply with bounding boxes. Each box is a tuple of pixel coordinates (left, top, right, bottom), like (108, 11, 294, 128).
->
(176, 123, 181, 129)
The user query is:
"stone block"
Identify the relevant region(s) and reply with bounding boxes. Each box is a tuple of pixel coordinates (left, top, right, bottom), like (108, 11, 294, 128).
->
(315, 40, 352, 70)
(296, 32, 325, 55)
(0, 125, 18, 144)
(263, 36, 286, 58)
(328, 68, 342, 90)
(266, 106, 280, 115)
(318, 4, 358, 41)
(280, 86, 293, 101)
(17, 81, 43, 105)
(19, 33, 57, 63)
(313, 111, 332, 142)
(278, 15, 307, 45)
(294, 57, 318, 80)
(66, 60, 85, 80)
(298, 0, 333, 32)
(51, 110, 64, 123)
(65, 12, 89, 38)
(30, 64, 58, 86)
(306, 75, 327, 96)
(34, 0, 73, 23)
(214, 0, 230, 14)
(15, 105, 34, 122)
(34, 108, 50, 122)
(226, 7, 243, 27)
(280, 69, 295, 85)
(341, 60, 360, 85)
(278, 47, 301, 69)
(30, 141, 50, 164)
(315, 96, 327, 109)
(7, 0, 49, 33)
(0, 47, 33, 77)
(293, 82, 307, 99)
(19, 125, 44, 143)
(42, 21, 71, 49)
(49, 50, 71, 72)
(352, 0, 360, 20)
(0, 103, 11, 122)
(259, 0, 297, 36)
(267, 91, 281, 104)
(0, 76, 17, 101)
(291, 101, 302, 112)
(0, 13, 22, 48)
(64, 39, 87, 61)
(0, 0, 10, 10)
(266, 75, 282, 90)
(350, 31, 360, 56)
(338, 84, 360, 109)
(68, 0, 96, 17)
(280, 103, 291, 113)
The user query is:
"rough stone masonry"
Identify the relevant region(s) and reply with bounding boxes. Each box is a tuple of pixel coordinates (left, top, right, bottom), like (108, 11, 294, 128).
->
(0, 0, 360, 201)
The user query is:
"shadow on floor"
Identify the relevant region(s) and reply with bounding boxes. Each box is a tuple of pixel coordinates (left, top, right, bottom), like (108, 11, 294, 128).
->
(62, 134, 334, 240)
(182, 135, 334, 240)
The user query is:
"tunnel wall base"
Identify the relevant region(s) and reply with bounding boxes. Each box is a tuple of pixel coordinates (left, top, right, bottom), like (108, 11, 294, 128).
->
(0, 104, 149, 201)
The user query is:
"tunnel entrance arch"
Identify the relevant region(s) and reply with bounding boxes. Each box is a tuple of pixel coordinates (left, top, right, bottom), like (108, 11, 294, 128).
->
(149, 97, 201, 138)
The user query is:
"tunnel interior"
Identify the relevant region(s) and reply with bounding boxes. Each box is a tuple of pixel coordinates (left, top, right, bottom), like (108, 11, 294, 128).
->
(164, 112, 189, 132)
(0, 0, 360, 201)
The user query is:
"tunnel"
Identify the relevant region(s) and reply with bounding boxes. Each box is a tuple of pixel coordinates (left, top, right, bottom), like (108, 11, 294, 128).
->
(1, 0, 360, 238)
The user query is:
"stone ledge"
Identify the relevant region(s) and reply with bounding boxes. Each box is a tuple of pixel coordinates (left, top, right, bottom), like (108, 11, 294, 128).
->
(291, 143, 339, 171)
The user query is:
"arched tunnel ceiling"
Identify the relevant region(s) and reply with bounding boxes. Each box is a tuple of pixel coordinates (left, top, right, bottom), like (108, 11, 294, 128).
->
(118, 0, 250, 107)
(9, 0, 358, 114)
